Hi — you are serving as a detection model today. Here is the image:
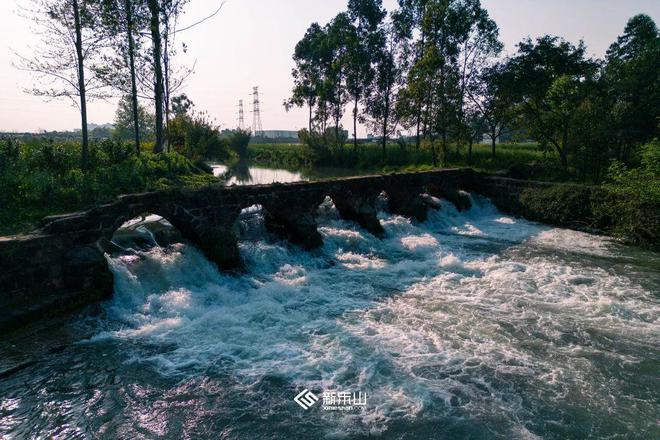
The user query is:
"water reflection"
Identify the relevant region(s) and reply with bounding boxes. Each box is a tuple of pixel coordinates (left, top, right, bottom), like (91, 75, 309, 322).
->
(211, 162, 304, 186)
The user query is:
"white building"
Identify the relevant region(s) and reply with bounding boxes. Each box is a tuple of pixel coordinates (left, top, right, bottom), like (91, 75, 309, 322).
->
(254, 130, 299, 139)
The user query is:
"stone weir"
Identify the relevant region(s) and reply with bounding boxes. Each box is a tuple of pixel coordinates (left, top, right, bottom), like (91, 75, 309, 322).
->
(0, 169, 474, 331)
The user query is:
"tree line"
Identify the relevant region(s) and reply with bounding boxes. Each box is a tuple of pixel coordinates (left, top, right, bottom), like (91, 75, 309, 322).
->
(286, 0, 659, 182)
(17, 0, 223, 170)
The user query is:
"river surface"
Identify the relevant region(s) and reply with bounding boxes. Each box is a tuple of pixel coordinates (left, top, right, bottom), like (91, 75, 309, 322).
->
(210, 163, 365, 185)
(1, 193, 659, 439)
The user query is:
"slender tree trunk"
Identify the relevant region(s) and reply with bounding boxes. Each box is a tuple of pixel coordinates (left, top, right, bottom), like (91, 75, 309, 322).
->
(148, 0, 164, 153)
(382, 75, 393, 162)
(163, 29, 171, 152)
(431, 136, 437, 167)
(415, 31, 425, 150)
(468, 137, 473, 165)
(72, 0, 89, 171)
(382, 99, 390, 161)
(125, 0, 140, 154)
(308, 101, 313, 133)
(491, 125, 497, 157)
(353, 94, 358, 153)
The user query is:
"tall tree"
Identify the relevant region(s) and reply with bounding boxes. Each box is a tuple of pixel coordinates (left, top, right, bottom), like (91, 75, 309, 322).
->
(125, 0, 141, 152)
(147, 0, 165, 153)
(159, 0, 193, 146)
(365, 16, 406, 158)
(285, 23, 326, 133)
(419, 0, 462, 165)
(96, 0, 149, 154)
(604, 14, 660, 162)
(470, 62, 515, 157)
(452, 0, 502, 156)
(507, 36, 597, 170)
(17, 0, 108, 170)
(397, 0, 431, 148)
(346, 0, 386, 151)
(325, 13, 352, 151)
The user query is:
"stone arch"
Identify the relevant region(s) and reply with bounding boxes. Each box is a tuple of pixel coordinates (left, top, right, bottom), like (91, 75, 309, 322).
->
(382, 184, 429, 222)
(106, 212, 181, 252)
(98, 199, 243, 271)
(328, 187, 385, 237)
(258, 189, 326, 250)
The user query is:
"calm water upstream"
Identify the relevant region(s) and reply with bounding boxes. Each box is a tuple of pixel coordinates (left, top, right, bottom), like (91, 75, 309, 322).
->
(210, 162, 366, 185)
(1, 193, 658, 439)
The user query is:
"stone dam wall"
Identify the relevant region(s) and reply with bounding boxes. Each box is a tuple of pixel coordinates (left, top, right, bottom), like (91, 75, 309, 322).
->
(0, 170, 623, 331)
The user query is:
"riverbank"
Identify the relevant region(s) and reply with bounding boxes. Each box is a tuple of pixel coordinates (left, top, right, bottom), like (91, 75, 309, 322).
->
(247, 142, 567, 181)
(1, 138, 658, 249)
(0, 138, 218, 236)
(246, 141, 659, 249)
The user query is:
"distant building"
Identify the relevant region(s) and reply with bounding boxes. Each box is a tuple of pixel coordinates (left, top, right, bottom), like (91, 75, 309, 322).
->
(255, 130, 299, 139)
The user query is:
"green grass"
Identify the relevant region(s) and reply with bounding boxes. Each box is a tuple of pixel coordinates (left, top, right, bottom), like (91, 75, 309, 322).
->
(247, 142, 568, 181)
(0, 138, 218, 236)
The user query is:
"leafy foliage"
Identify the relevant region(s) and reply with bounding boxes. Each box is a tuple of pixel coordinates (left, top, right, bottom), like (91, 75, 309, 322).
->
(168, 111, 228, 161)
(113, 95, 155, 141)
(603, 140, 660, 245)
(0, 137, 216, 234)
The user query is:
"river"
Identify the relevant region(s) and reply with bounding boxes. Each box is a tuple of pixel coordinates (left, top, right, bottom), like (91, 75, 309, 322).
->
(0, 175, 658, 439)
(210, 162, 368, 185)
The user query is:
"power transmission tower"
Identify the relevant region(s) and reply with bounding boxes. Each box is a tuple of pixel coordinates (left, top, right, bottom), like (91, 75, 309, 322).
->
(251, 86, 263, 134)
(238, 100, 245, 129)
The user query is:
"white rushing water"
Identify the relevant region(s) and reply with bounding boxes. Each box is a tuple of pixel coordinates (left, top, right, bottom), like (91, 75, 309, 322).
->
(85, 195, 659, 439)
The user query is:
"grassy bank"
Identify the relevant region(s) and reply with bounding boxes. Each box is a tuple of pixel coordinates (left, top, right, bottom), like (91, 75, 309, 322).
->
(0, 138, 218, 235)
(248, 142, 569, 181)
(247, 140, 659, 248)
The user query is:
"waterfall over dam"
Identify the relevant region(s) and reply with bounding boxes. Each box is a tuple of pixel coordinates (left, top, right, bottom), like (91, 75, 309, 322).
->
(1, 188, 657, 438)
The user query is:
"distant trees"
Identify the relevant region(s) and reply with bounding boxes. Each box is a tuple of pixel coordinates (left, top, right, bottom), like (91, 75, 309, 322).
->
(505, 36, 598, 170)
(604, 14, 660, 161)
(18, 0, 222, 164)
(287, 0, 503, 163)
(287, 2, 658, 181)
(17, 0, 110, 170)
(113, 95, 154, 141)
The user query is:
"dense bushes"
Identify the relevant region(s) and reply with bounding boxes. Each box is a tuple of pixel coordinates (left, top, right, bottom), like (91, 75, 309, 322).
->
(0, 138, 217, 234)
(247, 141, 560, 177)
(168, 112, 229, 161)
(518, 185, 616, 231)
(514, 141, 659, 249)
(602, 140, 660, 246)
(226, 129, 252, 159)
(248, 143, 315, 169)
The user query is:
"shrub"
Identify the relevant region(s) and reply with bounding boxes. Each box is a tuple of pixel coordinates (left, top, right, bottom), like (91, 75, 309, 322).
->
(603, 140, 660, 247)
(169, 112, 229, 161)
(227, 129, 252, 158)
(0, 138, 218, 235)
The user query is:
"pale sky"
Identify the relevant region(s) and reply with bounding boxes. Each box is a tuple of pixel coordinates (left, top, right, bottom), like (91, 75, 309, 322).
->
(0, 0, 658, 134)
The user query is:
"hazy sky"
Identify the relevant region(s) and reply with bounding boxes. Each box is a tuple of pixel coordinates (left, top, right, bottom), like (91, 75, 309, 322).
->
(0, 0, 658, 134)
